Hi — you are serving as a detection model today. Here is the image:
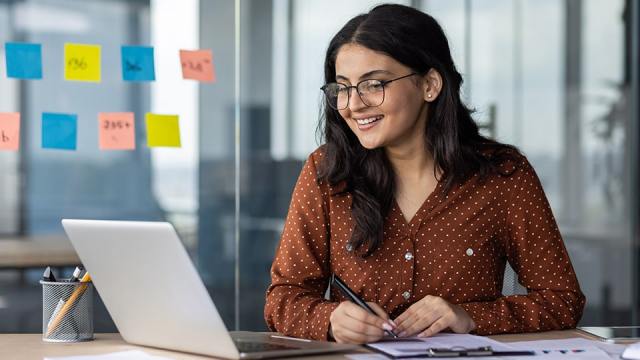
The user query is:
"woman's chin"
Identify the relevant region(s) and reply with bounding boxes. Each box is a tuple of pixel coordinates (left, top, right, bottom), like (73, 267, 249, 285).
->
(358, 140, 383, 150)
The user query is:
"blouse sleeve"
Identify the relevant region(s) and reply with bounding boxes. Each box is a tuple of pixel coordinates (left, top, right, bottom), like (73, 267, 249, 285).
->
(459, 158, 586, 334)
(264, 152, 339, 340)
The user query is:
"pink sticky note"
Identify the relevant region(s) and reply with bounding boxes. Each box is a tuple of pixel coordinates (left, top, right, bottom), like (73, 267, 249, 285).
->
(98, 112, 135, 150)
(0, 113, 20, 151)
(180, 49, 215, 82)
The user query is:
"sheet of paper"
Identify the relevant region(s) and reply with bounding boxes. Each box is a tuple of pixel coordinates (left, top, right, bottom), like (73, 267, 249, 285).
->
(508, 337, 625, 359)
(4, 42, 42, 79)
(179, 49, 215, 82)
(622, 342, 640, 360)
(42, 112, 77, 150)
(64, 43, 101, 82)
(367, 333, 515, 358)
(0, 112, 20, 151)
(45, 349, 174, 360)
(98, 112, 135, 150)
(121, 45, 155, 81)
(145, 113, 181, 148)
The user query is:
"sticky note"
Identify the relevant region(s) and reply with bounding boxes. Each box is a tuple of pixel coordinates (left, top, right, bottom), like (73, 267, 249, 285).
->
(179, 49, 215, 82)
(5, 42, 42, 79)
(145, 113, 181, 147)
(121, 46, 155, 81)
(42, 112, 77, 150)
(0, 113, 20, 151)
(98, 112, 135, 150)
(64, 43, 101, 82)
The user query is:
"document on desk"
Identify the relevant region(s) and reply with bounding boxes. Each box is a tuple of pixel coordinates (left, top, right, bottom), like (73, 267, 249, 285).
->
(349, 334, 618, 359)
(365, 333, 516, 358)
(45, 350, 175, 360)
(507, 337, 625, 359)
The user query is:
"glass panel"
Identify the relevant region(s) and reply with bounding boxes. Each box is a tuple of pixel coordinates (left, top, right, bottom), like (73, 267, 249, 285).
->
(427, 0, 635, 325)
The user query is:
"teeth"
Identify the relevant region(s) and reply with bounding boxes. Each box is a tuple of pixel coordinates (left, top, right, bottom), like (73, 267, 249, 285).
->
(356, 116, 383, 125)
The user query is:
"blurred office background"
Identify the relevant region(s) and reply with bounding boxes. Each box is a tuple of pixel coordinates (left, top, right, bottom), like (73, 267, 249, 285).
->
(0, 0, 638, 332)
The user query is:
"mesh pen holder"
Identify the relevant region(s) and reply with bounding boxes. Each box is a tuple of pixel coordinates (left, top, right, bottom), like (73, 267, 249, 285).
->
(41, 280, 94, 342)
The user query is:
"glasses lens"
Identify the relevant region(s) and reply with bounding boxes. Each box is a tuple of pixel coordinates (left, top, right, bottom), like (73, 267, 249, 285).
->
(357, 80, 384, 107)
(323, 83, 349, 110)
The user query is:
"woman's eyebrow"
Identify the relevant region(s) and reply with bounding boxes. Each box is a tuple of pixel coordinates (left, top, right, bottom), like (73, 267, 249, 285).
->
(335, 69, 393, 82)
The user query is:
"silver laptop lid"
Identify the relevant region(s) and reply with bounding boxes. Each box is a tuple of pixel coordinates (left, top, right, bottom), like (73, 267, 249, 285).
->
(62, 219, 240, 359)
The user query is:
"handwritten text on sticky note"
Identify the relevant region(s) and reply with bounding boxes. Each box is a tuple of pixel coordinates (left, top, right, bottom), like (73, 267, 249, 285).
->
(121, 46, 155, 81)
(64, 43, 101, 82)
(42, 112, 77, 150)
(99, 112, 135, 150)
(0, 113, 20, 151)
(5, 42, 42, 79)
(179, 49, 215, 82)
(145, 113, 181, 148)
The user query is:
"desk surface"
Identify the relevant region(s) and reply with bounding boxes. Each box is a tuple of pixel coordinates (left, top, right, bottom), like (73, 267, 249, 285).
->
(0, 235, 79, 269)
(0, 330, 606, 360)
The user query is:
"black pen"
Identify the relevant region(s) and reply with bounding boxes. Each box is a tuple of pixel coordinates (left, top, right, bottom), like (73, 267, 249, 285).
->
(331, 274, 398, 338)
(42, 266, 57, 282)
(68, 266, 84, 282)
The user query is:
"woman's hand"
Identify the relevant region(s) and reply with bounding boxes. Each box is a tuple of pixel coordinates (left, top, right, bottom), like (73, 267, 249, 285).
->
(329, 301, 396, 344)
(393, 295, 475, 337)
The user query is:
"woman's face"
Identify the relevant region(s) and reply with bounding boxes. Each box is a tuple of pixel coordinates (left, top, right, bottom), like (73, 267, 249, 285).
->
(334, 43, 436, 151)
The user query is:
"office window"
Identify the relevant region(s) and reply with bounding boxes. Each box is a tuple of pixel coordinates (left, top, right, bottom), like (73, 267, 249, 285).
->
(0, 0, 638, 334)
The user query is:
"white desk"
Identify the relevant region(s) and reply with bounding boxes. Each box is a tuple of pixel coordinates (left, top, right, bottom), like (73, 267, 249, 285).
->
(0, 330, 610, 360)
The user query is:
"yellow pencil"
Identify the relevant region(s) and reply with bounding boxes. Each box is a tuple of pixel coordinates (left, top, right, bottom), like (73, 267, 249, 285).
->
(46, 272, 92, 337)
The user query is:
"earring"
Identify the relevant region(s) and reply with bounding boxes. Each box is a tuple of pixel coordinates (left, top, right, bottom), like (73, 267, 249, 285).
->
(427, 94, 432, 98)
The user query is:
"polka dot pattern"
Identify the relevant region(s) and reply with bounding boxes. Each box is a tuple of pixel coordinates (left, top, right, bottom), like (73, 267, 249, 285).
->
(264, 147, 586, 340)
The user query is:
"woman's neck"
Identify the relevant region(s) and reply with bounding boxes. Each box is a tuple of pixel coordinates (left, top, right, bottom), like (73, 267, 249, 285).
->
(385, 143, 436, 185)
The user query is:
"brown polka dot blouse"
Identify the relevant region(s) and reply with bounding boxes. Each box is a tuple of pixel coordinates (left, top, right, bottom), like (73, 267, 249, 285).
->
(264, 147, 585, 341)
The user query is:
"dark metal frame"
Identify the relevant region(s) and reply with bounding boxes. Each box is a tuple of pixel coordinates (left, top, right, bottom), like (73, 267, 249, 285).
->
(631, 0, 640, 325)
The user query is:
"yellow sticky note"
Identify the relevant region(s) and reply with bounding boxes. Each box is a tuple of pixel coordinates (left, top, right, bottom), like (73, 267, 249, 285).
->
(145, 113, 181, 147)
(64, 43, 101, 82)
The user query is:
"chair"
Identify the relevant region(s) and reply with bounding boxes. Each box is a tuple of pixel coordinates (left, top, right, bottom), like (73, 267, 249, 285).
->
(502, 262, 527, 296)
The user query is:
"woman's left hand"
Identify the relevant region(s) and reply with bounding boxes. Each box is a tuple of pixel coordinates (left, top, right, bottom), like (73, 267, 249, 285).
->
(393, 295, 476, 337)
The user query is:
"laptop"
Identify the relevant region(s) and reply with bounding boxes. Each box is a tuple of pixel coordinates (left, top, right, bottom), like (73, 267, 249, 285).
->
(61, 219, 358, 359)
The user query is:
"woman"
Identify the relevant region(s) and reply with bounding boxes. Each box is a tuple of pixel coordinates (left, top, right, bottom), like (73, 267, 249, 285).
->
(264, 4, 585, 344)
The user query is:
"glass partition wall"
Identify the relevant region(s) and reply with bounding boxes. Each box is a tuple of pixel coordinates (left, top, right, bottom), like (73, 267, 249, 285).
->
(0, 0, 638, 333)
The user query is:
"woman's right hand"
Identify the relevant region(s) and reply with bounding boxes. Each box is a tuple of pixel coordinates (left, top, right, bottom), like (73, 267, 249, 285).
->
(329, 301, 396, 344)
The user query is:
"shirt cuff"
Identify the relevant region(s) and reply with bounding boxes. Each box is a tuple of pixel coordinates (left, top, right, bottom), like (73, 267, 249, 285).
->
(314, 301, 340, 341)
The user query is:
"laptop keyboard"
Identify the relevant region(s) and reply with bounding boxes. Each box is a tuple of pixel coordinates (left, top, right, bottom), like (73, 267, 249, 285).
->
(234, 340, 299, 353)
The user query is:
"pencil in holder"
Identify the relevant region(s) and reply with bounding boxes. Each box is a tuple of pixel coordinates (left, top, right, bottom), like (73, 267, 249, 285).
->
(41, 280, 94, 342)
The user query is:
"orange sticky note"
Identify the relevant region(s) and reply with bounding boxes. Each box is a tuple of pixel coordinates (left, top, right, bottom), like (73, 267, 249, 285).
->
(0, 113, 20, 151)
(145, 113, 181, 147)
(98, 112, 135, 150)
(179, 49, 215, 82)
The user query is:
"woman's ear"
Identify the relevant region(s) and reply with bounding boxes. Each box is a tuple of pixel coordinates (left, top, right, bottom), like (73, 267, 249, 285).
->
(422, 69, 443, 102)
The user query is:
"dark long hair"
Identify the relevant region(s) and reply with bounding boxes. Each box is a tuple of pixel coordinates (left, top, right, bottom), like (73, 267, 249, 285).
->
(318, 4, 520, 257)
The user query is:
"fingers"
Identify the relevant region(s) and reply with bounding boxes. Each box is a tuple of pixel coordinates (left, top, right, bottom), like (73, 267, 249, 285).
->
(394, 296, 436, 335)
(398, 309, 439, 337)
(418, 317, 449, 338)
(333, 324, 382, 344)
(344, 302, 387, 329)
(367, 302, 393, 324)
(393, 296, 475, 338)
(330, 301, 390, 344)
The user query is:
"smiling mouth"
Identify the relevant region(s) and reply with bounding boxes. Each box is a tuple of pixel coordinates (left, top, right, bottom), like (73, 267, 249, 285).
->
(355, 115, 384, 126)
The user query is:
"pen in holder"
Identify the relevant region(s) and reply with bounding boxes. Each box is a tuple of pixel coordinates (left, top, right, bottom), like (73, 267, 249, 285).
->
(40, 279, 94, 342)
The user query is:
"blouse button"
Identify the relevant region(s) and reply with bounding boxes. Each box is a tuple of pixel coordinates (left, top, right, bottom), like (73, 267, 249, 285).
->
(402, 291, 411, 300)
(404, 252, 414, 261)
(466, 248, 474, 256)
(345, 244, 353, 252)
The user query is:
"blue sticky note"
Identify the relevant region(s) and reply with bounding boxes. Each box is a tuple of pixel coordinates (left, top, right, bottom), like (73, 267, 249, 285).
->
(42, 113, 77, 150)
(5, 42, 43, 79)
(121, 45, 155, 81)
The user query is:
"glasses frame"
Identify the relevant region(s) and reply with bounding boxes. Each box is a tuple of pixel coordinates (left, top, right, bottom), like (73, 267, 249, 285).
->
(321, 72, 418, 110)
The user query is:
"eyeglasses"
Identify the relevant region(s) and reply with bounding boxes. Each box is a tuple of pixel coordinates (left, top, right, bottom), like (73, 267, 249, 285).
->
(321, 73, 417, 110)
